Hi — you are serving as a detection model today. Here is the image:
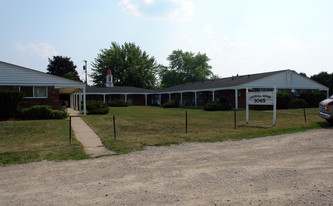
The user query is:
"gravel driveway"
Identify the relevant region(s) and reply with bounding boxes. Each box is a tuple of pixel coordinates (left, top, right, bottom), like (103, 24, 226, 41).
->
(1, 128, 333, 205)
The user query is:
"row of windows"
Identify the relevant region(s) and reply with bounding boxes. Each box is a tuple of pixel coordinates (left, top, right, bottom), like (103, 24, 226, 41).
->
(20, 86, 47, 98)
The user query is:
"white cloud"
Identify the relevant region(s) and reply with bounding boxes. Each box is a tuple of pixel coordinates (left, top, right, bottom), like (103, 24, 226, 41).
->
(119, 0, 141, 16)
(119, 0, 194, 21)
(14, 42, 58, 58)
(203, 25, 214, 36)
(169, 0, 194, 21)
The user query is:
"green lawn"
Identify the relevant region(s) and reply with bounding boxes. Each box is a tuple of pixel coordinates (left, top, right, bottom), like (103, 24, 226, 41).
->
(82, 106, 330, 155)
(0, 119, 89, 165)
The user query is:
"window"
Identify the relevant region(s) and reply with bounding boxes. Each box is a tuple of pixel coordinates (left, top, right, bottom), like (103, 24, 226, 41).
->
(20, 86, 47, 98)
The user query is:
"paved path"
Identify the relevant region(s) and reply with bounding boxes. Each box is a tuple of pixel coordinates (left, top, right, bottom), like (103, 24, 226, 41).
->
(67, 108, 114, 157)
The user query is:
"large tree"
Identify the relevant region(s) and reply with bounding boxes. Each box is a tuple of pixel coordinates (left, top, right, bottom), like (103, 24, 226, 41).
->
(47, 56, 80, 81)
(311, 71, 333, 95)
(160, 50, 213, 88)
(91, 42, 158, 89)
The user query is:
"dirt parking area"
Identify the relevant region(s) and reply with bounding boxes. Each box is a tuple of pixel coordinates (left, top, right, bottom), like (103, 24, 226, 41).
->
(1, 128, 333, 205)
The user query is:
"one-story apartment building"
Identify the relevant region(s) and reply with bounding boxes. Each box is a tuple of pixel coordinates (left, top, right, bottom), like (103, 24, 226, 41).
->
(85, 69, 329, 109)
(0, 61, 329, 114)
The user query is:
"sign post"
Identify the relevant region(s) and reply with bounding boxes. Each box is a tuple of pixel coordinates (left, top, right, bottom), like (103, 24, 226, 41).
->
(246, 87, 277, 126)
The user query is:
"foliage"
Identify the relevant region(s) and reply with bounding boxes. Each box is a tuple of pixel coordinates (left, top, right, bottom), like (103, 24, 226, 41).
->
(204, 101, 232, 111)
(0, 90, 24, 119)
(162, 100, 179, 108)
(160, 50, 213, 88)
(290, 98, 308, 108)
(108, 99, 128, 107)
(86, 101, 109, 114)
(91, 42, 158, 89)
(0, 120, 89, 165)
(300, 92, 327, 108)
(310, 71, 333, 95)
(21, 105, 67, 120)
(47, 56, 81, 81)
(82, 106, 327, 155)
(277, 93, 292, 109)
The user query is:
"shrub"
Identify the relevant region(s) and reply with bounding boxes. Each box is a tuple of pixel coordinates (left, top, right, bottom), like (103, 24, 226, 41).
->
(204, 101, 232, 111)
(108, 99, 128, 107)
(290, 98, 308, 108)
(162, 100, 179, 108)
(0, 90, 24, 119)
(20, 105, 67, 120)
(51, 110, 68, 119)
(300, 92, 327, 108)
(87, 101, 109, 114)
(277, 93, 292, 109)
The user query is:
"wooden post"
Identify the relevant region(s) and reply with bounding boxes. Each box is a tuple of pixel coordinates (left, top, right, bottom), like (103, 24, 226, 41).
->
(303, 107, 307, 123)
(234, 109, 236, 129)
(113, 115, 116, 140)
(185, 110, 188, 134)
(69, 116, 72, 143)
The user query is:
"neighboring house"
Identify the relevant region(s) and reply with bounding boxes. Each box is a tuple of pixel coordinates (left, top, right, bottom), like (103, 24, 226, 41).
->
(0, 61, 87, 115)
(85, 69, 329, 108)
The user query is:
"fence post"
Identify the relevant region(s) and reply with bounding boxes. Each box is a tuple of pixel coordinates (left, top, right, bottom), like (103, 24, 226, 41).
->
(185, 110, 188, 134)
(113, 115, 116, 140)
(69, 116, 72, 143)
(234, 109, 237, 129)
(303, 107, 307, 123)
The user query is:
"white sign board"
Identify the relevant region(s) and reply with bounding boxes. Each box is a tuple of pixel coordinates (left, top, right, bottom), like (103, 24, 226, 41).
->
(246, 88, 277, 126)
(248, 92, 274, 105)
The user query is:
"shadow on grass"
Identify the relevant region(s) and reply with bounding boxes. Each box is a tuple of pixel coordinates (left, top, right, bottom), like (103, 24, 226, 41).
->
(237, 124, 272, 129)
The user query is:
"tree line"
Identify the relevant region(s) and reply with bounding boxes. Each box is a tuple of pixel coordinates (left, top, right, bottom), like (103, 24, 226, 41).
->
(47, 42, 333, 94)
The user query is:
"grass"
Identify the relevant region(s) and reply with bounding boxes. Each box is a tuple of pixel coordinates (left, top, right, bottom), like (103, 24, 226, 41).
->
(82, 106, 331, 155)
(0, 119, 89, 165)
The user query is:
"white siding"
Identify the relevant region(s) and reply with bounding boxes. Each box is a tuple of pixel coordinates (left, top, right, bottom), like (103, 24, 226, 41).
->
(241, 70, 328, 90)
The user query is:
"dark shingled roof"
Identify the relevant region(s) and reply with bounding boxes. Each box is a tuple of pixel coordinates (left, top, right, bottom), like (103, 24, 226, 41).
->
(86, 86, 154, 93)
(158, 70, 287, 92)
(86, 70, 288, 94)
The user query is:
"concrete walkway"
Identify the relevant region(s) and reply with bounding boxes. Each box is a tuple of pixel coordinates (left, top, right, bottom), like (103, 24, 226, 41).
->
(67, 108, 114, 157)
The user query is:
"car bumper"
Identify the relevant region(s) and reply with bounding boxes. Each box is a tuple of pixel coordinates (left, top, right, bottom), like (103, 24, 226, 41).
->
(319, 112, 331, 120)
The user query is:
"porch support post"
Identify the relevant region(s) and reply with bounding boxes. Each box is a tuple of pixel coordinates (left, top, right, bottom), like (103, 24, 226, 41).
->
(235, 89, 238, 109)
(169, 93, 171, 101)
(79, 91, 82, 112)
(159, 94, 162, 105)
(180, 93, 183, 106)
(194, 92, 197, 108)
(103, 94, 106, 103)
(145, 94, 147, 106)
(75, 93, 79, 111)
(125, 94, 127, 103)
(83, 88, 86, 115)
(74, 94, 78, 110)
(212, 90, 215, 102)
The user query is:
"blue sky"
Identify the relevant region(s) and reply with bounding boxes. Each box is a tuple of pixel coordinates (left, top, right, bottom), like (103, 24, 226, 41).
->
(1, 0, 332, 84)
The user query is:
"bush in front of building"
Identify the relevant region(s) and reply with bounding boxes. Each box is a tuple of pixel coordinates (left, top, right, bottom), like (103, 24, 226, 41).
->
(20, 105, 68, 120)
(290, 98, 308, 109)
(108, 100, 128, 107)
(277, 93, 292, 109)
(86, 101, 109, 114)
(300, 92, 327, 108)
(204, 101, 232, 111)
(0, 90, 24, 119)
(162, 100, 179, 108)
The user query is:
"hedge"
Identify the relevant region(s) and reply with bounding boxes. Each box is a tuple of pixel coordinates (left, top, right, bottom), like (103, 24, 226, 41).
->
(162, 100, 179, 108)
(108, 99, 128, 107)
(86, 101, 109, 114)
(0, 90, 24, 119)
(204, 101, 232, 111)
(21, 105, 68, 120)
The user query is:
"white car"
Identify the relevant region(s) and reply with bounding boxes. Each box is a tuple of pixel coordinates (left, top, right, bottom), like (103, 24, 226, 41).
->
(319, 95, 333, 124)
